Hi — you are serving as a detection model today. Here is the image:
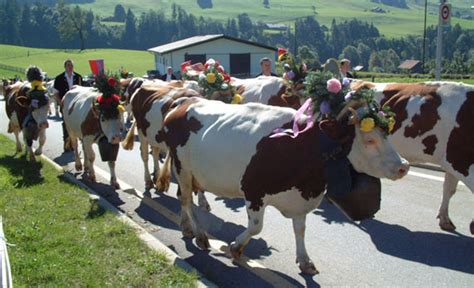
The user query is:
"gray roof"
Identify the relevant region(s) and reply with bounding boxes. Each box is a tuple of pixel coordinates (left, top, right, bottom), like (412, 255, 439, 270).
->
(148, 34, 277, 54)
(398, 60, 420, 70)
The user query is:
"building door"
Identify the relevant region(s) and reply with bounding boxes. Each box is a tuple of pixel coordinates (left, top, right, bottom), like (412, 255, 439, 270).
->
(230, 53, 250, 78)
(185, 53, 206, 65)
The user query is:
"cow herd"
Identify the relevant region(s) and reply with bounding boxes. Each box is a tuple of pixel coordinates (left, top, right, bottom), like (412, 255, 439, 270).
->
(2, 74, 473, 275)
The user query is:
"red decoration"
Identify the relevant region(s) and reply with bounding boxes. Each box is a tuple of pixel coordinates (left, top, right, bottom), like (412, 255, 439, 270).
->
(180, 60, 192, 72)
(223, 73, 231, 82)
(107, 77, 117, 87)
(278, 47, 288, 57)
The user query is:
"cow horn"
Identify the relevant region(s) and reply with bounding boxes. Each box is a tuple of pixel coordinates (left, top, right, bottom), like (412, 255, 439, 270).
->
(348, 107, 359, 124)
(15, 96, 29, 108)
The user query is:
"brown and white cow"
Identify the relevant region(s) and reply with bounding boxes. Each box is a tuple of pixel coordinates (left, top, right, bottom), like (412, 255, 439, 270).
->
(63, 86, 125, 188)
(122, 84, 201, 190)
(352, 80, 474, 233)
(5, 81, 50, 161)
(156, 97, 409, 274)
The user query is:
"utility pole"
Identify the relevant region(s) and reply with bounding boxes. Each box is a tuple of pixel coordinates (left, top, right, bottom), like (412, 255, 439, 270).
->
(435, 0, 447, 80)
(422, 0, 428, 74)
(294, 21, 297, 57)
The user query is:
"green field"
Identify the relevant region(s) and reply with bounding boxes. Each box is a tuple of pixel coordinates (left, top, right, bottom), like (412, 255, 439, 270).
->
(75, 0, 474, 38)
(0, 44, 154, 79)
(0, 134, 197, 286)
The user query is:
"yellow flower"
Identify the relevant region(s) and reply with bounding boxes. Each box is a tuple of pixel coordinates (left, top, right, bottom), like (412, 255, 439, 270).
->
(206, 73, 216, 84)
(117, 104, 126, 113)
(388, 117, 395, 133)
(231, 94, 243, 104)
(31, 80, 46, 91)
(360, 117, 375, 133)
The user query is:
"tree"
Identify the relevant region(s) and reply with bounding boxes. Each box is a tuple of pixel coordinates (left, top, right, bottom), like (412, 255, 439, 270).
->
(357, 43, 371, 69)
(58, 3, 88, 50)
(369, 51, 383, 72)
(297, 45, 320, 70)
(263, 0, 270, 8)
(19, 3, 31, 45)
(122, 9, 137, 49)
(2, 0, 20, 44)
(114, 4, 126, 22)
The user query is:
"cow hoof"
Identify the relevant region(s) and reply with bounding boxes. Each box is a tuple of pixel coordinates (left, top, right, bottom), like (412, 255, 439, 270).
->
(438, 218, 456, 232)
(230, 242, 244, 259)
(298, 260, 319, 275)
(75, 163, 83, 171)
(145, 180, 154, 190)
(195, 233, 210, 250)
(111, 180, 121, 190)
(182, 228, 194, 239)
(470, 220, 474, 235)
(16, 146, 22, 153)
(34, 148, 42, 156)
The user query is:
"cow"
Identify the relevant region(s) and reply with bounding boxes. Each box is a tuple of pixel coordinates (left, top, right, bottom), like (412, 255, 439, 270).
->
(123, 76, 303, 194)
(63, 86, 125, 188)
(351, 80, 474, 234)
(45, 80, 60, 117)
(156, 97, 409, 274)
(122, 84, 201, 190)
(5, 81, 50, 162)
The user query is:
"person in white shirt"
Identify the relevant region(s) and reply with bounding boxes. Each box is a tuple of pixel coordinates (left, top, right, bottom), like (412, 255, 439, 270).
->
(161, 66, 177, 82)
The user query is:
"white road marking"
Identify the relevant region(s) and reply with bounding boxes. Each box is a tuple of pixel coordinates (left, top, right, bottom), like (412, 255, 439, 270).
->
(407, 171, 466, 186)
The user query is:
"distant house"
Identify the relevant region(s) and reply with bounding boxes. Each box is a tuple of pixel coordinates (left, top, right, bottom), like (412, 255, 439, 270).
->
(398, 60, 422, 74)
(264, 23, 288, 31)
(147, 34, 277, 78)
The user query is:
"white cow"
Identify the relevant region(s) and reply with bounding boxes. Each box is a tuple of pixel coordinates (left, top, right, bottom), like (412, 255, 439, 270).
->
(156, 97, 409, 275)
(63, 86, 124, 188)
(352, 80, 474, 233)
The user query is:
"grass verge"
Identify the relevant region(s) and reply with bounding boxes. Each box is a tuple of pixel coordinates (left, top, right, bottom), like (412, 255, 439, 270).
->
(0, 134, 197, 287)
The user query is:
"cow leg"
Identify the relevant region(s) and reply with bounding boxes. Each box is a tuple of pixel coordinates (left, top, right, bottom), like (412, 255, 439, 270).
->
(151, 147, 160, 184)
(13, 129, 22, 153)
(34, 128, 46, 156)
(197, 191, 211, 212)
(70, 136, 82, 171)
(23, 134, 35, 162)
(437, 172, 458, 231)
(82, 138, 96, 182)
(139, 134, 153, 190)
(230, 205, 265, 259)
(108, 161, 120, 189)
(176, 170, 209, 250)
(293, 215, 318, 275)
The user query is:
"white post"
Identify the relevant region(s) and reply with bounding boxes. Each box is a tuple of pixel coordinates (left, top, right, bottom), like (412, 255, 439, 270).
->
(435, 0, 447, 80)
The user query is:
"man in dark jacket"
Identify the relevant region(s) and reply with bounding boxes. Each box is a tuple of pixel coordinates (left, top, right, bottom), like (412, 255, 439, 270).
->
(160, 66, 177, 82)
(53, 59, 82, 152)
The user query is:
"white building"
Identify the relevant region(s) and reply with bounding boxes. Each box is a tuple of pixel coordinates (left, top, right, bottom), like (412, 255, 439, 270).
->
(147, 34, 277, 78)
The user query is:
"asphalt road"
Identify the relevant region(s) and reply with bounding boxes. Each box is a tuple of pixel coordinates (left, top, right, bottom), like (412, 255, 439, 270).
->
(1, 96, 473, 287)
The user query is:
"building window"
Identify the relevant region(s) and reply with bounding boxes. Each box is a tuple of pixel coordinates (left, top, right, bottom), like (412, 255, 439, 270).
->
(230, 53, 250, 78)
(185, 53, 206, 64)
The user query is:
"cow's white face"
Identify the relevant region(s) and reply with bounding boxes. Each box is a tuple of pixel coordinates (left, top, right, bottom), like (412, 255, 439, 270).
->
(348, 113, 409, 180)
(100, 112, 124, 144)
(31, 100, 50, 130)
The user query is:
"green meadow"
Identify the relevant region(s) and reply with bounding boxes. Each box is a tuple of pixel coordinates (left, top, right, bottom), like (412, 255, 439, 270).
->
(76, 0, 474, 38)
(0, 44, 154, 79)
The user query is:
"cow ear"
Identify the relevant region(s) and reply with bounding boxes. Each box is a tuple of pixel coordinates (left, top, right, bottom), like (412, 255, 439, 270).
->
(16, 96, 30, 108)
(319, 119, 343, 140)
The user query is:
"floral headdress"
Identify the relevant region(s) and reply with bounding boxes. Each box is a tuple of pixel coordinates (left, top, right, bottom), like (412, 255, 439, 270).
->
(181, 59, 243, 104)
(94, 73, 125, 119)
(304, 71, 395, 135)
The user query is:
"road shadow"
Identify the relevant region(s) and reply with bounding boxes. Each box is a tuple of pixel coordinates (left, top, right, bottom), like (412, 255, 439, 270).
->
(53, 151, 75, 167)
(313, 197, 358, 225)
(214, 196, 245, 212)
(359, 219, 474, 274)
(0, 154, 44, 186)
(181, 238, 311, 288)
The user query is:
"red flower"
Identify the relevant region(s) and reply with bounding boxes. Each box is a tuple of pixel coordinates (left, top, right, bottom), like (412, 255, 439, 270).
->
(180, 60, 192, 72)
(223, 73, 231, 82)
(215, 60, 220, 67)
(204, 63, 209, 70)
(108, 77, 116, 87)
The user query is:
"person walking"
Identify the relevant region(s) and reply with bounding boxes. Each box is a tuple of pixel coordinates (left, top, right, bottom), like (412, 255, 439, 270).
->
(53, 59, 82, 152)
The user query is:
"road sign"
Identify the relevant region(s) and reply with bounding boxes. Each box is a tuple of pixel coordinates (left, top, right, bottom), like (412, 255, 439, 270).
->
(440, 3, 451, 26)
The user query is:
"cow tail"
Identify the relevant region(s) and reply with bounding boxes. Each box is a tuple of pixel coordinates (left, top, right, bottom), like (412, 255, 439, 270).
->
(122, 121, 136, 150)
(155, 151, 171, 192)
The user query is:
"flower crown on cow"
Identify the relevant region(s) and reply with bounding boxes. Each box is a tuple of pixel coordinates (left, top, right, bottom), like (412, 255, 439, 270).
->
(277, 48, 307, 84)
(181, 59, 243, 104)
(94, 73, 125, 119)
(304, 71, 395, 135)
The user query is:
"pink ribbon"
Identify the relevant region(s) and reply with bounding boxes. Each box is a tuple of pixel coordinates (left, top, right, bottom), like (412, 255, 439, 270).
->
(270, 98, 314, 138)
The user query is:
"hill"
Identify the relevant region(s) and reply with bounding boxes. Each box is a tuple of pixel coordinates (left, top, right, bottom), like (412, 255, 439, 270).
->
(65, 0, 473, 38)
(0, 44, 153, 79)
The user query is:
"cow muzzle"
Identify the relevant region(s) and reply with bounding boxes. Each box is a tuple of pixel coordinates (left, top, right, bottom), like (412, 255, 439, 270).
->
(393, 160, 410, 180)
